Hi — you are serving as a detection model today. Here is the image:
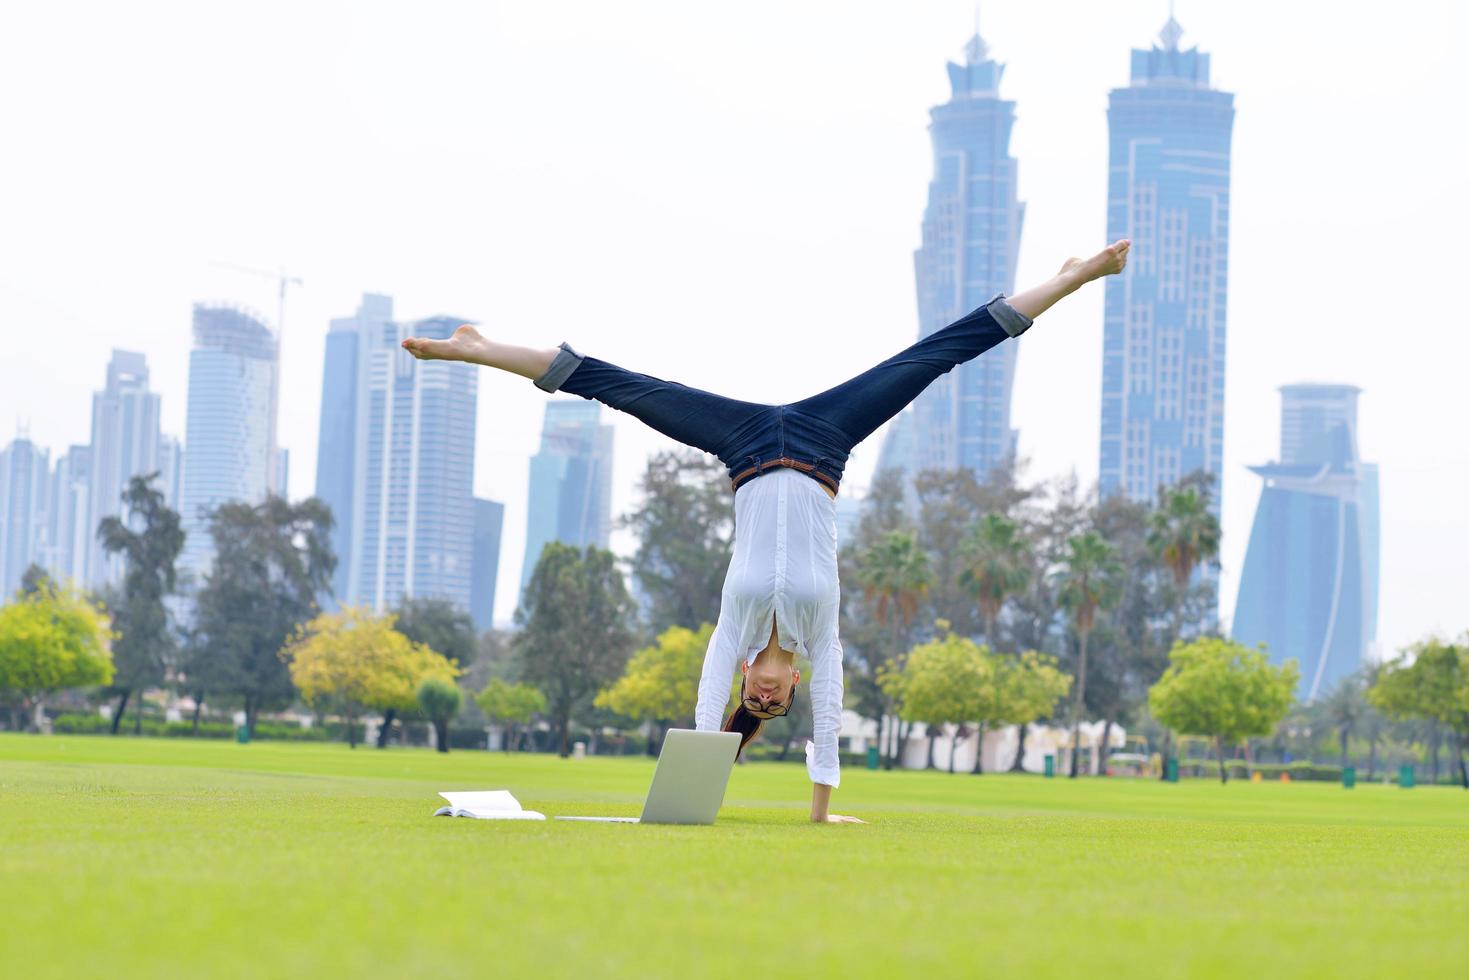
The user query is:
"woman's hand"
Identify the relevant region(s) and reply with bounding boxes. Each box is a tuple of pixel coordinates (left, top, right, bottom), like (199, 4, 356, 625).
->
(819, 814, 867, 824)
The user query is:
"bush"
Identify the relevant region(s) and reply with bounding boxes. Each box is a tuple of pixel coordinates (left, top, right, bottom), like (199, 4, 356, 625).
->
(48, 712, 327, 741)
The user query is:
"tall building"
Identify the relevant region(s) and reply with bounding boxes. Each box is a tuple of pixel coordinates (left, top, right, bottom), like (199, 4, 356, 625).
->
(470, 497, 505, 632)
(314, 293, 391, 604)
(314, 295, 479, 613)
(177, 305, 280, 582)
(0, 434, 50, 596)
(1098, 16, 1234, 518)
(44, 445, 91, 586)
(157, 435, 183, 511)
(1233, 385, 1380, 700)
(520, 401, 613, 594)
(85, 350, 162, 587)
(880, 27, 1025, 482)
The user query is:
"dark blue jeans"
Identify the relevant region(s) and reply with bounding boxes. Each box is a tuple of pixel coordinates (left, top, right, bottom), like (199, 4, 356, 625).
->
(534, 295, 1032, 494)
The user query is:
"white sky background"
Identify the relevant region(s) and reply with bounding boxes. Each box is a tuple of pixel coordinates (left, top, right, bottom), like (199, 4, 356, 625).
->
(1, 1, 1465, 652)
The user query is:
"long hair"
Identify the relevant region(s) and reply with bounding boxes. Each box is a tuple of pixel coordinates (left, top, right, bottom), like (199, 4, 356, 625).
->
(722, 703, 765, 760)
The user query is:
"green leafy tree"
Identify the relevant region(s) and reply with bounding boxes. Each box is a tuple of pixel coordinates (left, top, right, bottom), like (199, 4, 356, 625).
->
(892, 633, 990, 773)
(0, 584, 114, 730)
(1149, 638, 1299, 784)
(19, 563, 54, 597)
(417, 677, 462, 753)
(281, 607, 457, 748)
(854, 530, 932, 768)
(514, 543, 637, 757)
(1322, 675, 1370, 767)
(958, 513, 1030, 650)
(384, 597, 476, 747)
(1369, 634, 1469, 787)
(596, 623, 713, 755)
(621, 450, 734, 636)
(192, 496, 335, 736)
(992, 651, 1072, 773)
(476, 678, 546, 752)
(97, 473, 184, 734)
(1056, 532, 1121, 777)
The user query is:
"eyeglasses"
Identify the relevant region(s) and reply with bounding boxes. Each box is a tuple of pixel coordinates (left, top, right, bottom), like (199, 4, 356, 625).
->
(741, 675, 795, 718)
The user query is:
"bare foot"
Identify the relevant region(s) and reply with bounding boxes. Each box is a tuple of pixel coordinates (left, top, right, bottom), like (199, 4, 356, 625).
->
(1070, 239, 1130, 283)
(401, 324, 486, 363)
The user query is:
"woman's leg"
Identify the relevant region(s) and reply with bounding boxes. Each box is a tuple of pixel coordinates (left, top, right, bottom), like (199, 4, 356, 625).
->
(402, 329, 769, 460)
(792, 240, 1130, 448)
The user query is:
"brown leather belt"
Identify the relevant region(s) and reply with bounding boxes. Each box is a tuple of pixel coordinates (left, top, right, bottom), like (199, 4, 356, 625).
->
(729, 457, 840, 495)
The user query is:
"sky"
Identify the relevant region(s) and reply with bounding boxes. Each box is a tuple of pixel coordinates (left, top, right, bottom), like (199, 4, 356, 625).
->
(1, 0, 1465, 651)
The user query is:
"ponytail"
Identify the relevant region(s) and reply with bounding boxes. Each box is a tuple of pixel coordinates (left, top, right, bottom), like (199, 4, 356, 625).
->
(722, 703, 765, 760)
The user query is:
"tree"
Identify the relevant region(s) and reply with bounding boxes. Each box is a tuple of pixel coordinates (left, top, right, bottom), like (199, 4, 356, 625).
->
(281, 607, 458, 748)
(596, 623, 714, 754)
(97, 473, 185, 734)
(621, 450, 734, 636)
(993, 651, 1072, 773)
(1147, 481, 1221, 648)
(477, 678, 546, 752)
(1322, 675, 1369, 767)
(958, 513, 1030, 650)
(193, 497, 335, 736)
(1149, 638, 1299, 784)
(385, 597, 476, 748)
(853, 530, 932, 768)
(0, 584, 114, 730)
(892, 633, 990, 773)
(514, 543, 637, 757)
(417, 677, 462, 753)
(1056, 532, 1121, 777)
(19, 563, 54, 597)
(1369, 635, 1469, 788)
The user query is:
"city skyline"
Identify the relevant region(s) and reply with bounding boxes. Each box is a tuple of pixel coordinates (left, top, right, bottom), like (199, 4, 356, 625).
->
(2, 2, 1464, 648)
(520, 401, 614, 596)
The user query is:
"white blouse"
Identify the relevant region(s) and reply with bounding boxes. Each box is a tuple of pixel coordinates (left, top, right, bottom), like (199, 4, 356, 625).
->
(694, 467, 845, 787)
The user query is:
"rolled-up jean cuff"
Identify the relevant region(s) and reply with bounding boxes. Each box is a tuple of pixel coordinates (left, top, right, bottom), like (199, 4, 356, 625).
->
(989, 294, 1033, 338)
(533, 342, 585, 392)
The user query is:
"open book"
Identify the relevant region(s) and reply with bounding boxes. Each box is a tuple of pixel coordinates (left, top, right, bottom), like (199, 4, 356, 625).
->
(433, 790, 546, 820)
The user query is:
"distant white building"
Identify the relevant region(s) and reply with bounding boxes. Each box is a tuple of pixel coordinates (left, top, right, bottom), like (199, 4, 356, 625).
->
(85, 350, 162, 587)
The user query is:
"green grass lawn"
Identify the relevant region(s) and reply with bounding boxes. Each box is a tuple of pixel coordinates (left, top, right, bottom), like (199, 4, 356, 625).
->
(2, 734, 1466, 979)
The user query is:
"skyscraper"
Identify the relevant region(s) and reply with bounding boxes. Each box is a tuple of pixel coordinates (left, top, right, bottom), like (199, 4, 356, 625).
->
(520, 401, 613, 594)
(881, 27, 1025, 481)
(177, 305, 280, 582)
(470, 497, 505, 632)
(1232, 385, 1380, 700)
(314, 295, 479, 613)
(0, 433, 50, 596)
(85, 350, 162, 587)
(1098, 17, 1234, 516)
(45, 445, 91, 586)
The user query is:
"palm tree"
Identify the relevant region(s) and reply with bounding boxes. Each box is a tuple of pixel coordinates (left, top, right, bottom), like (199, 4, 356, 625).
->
(855, 530, 932, 769)
(958, 514, 1029, 648)
(957, 513, 1032, 771)
(1147, 484, 1221, 648)
(1322, 676, 1367, 768)
(1056, 532, 1121, 778)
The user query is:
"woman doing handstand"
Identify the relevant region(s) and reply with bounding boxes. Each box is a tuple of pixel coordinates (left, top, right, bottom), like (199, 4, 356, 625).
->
(403, 239, 1130, 824)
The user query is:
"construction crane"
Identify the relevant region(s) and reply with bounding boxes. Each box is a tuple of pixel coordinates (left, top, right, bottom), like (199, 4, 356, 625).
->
(210, 260, 304, 335)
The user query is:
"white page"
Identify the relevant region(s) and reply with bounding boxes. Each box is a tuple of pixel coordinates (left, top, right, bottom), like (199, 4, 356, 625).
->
(437, 790, 546, 820)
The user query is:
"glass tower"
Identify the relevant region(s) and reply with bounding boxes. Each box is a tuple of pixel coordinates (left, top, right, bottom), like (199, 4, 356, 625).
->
(885, 28, 1025, 481)
(1098, 17, 1234, 516)
(177, 305, 279, 583)
(1233, 385, 1380, 700)
(314, 296, 479, 613)
(0, 434, 50, 596)
(470, 497, 505, 632)
(519, 401, 613, 595)
(85, 350, 162, 587)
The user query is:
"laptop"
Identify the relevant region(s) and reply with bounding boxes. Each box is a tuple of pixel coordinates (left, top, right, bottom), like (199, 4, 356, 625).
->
(554, 729, 741, 825)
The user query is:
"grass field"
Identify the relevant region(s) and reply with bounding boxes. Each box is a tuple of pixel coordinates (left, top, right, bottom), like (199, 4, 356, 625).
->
(2, 735, 1466, 979)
